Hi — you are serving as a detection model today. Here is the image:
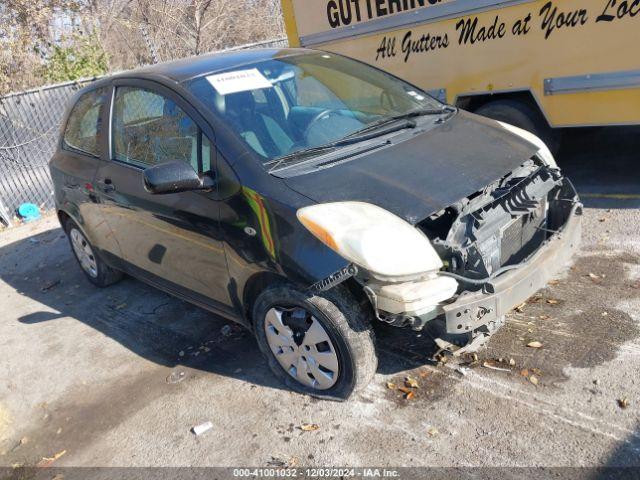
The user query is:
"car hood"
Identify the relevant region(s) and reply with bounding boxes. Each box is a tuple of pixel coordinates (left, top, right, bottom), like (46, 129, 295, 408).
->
(282, 111, 539, 225)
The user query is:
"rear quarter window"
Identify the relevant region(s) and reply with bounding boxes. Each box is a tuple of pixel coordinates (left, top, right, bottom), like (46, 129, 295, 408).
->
(63, 87, 107, 157)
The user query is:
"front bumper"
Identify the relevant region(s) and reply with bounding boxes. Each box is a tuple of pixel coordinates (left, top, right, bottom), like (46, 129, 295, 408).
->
(441, 202, 582, 334)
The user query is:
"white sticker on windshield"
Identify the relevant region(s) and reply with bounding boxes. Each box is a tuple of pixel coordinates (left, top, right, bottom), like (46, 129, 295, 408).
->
(206, 68, 272, 95)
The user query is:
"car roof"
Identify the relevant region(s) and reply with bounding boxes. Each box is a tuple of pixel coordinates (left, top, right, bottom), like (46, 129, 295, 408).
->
(110, 47, 313, 84)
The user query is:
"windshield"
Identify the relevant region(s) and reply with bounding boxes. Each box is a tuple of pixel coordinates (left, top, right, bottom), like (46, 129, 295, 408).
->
(186, 52, 443, 165)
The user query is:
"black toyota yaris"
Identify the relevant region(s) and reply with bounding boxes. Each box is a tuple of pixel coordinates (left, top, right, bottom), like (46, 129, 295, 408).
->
(50, 48, 581, 400)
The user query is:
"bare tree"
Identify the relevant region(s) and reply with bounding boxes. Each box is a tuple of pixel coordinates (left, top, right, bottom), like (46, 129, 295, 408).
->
(0, 0, 82, 92)
(0, 0, 285, 94)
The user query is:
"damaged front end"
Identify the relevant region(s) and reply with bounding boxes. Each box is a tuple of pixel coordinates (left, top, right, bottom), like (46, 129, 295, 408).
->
(356, 155, 582, 353)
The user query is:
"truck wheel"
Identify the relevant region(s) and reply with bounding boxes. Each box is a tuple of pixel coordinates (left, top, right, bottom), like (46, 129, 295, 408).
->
(253, 284, 377, 400)
(474, 99, 561, 155)
(65, 219, 123, 287)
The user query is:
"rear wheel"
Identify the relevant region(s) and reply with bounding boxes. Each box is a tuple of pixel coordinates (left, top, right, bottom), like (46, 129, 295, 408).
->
(253, 285, 377, 400)
(65, 219, 123, 287)
(474, 99, 561, 155)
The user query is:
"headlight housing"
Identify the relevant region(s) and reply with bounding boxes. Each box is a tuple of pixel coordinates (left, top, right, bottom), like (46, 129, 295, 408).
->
(498, 121, 558, 169)
(297, 201, 443, 278)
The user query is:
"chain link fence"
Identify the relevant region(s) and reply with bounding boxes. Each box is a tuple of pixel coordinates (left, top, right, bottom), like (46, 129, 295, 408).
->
(0, 37, 289, 227)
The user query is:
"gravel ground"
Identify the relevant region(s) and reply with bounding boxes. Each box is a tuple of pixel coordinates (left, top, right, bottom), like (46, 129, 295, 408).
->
(0, 127, 639, 470)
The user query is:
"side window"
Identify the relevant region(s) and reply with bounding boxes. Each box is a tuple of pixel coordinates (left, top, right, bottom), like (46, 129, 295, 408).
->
(202, 135, 213, 174)
(63, 87, 107, 157)
(112, 86, 203, 171)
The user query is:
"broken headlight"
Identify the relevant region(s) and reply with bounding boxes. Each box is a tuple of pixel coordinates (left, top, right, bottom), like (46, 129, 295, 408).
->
(297, 201, 443, 278)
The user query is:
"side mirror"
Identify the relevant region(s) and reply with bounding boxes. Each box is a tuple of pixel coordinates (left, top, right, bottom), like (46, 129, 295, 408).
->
(143, 161, 210, 195)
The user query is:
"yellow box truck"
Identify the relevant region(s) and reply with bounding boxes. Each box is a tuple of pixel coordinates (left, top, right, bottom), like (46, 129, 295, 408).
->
(281, 0, 640, 150)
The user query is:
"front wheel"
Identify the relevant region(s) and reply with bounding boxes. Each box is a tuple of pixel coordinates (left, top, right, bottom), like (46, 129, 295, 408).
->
(253, 285, 377, 400)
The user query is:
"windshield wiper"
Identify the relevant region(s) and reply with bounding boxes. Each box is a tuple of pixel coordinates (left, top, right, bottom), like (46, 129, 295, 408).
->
(344, 105, 456, 139)
(266, 106, 456, 173)
(266, 119, 414, 172)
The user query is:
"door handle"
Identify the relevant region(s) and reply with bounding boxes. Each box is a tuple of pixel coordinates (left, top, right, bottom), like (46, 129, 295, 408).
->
(97, 178, 115, 193)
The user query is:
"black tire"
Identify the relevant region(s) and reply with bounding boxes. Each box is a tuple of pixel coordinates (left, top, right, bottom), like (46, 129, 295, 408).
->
(64, 218, 123, 287)
(474, 99, 561, 155)
(253, 284, 377, 401)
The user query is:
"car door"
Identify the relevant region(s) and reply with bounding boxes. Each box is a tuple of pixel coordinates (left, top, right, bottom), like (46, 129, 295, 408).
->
(50, 86, 121, 256)
(93, 79, 233, 314)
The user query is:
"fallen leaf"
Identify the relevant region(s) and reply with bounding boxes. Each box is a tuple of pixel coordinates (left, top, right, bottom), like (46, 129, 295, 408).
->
(539, 315, 550, 320)
(548, 280, 560, 286)
(588, 273, 600, 280)
(405, 391, 415, 400)
(267, 457, 288, 467)
(527, 328, 534, 333)
(514, 302, 527, 313)
(386, 382, 396, 390)
(531, 368, 543, 376)
(10, 437, 28, 453)
(509, 358, 516, 366)
(300, 424, 320, 432)
(529, 375, 539, 386)
(398, 386, 412, 395)
(618, 398, 630, 409)
(527, 341, 543, 349)
(461, 352, 479, 365)
(37, 450, 66, 468)
(482, 361, 510, 372)
(520, 369, 530, 377)
(427, 426, 439, 437)
(405, 377, 419, 388)
(546, 299, 559, 305)
(41, 279, 61, 292)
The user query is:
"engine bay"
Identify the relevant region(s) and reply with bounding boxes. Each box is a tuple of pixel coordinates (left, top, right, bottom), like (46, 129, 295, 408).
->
(418, 156, 577, 290)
